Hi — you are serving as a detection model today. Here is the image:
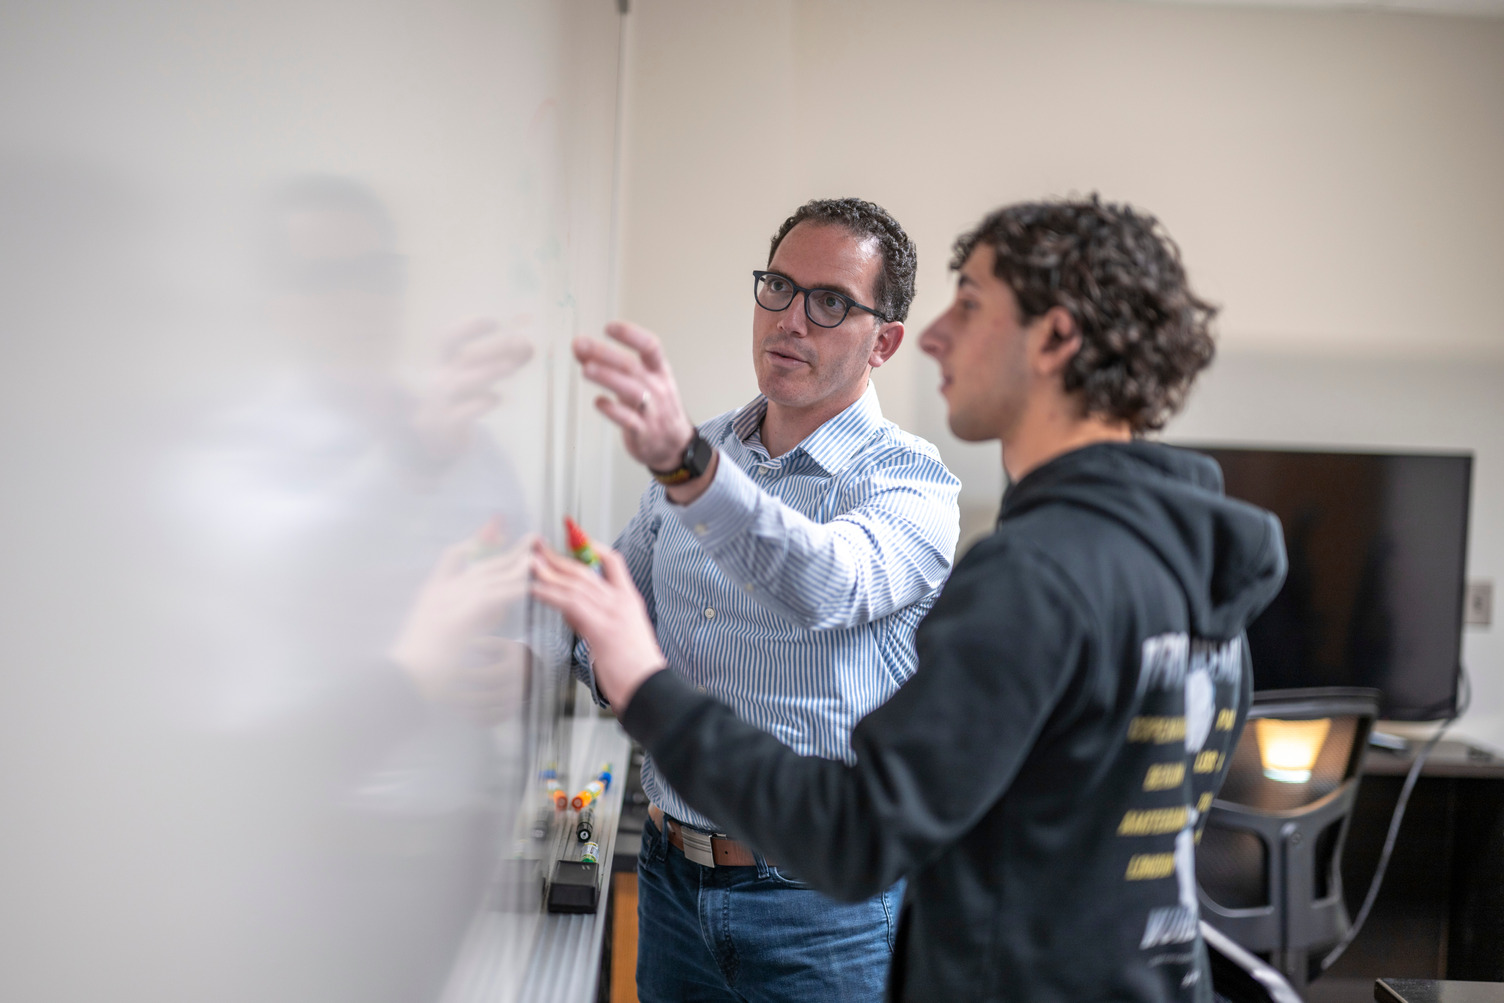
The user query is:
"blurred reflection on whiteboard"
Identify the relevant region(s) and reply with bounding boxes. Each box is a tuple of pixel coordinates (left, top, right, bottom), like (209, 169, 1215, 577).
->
(0, 1, 622, 1001)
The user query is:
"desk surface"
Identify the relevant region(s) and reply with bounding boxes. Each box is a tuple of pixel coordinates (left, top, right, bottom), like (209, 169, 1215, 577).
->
(1377, 979, 1504, 1002)
(1363, 739, 1504, 779)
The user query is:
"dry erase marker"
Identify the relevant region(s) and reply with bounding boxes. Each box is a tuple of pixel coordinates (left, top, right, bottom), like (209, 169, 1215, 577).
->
(564, 516, 603, 572)
(530, 810, 552, 840)
(577, 807, 595, 843)
(571, 779, 605, 811)
(580, 841, 600, 864)
(539, 766, 567, 810)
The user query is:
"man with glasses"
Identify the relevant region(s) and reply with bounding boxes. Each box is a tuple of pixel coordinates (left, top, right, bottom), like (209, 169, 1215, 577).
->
(570, 198, 960, 1001)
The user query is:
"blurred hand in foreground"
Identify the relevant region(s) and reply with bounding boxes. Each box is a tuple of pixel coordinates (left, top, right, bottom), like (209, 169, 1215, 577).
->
(390, 532, 533, 720)
(529, 537, 666, 711)
(413, 315, 534, 462)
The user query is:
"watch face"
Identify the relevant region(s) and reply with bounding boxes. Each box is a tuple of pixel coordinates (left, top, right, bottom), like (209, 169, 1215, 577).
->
(686, 432, 712, 477)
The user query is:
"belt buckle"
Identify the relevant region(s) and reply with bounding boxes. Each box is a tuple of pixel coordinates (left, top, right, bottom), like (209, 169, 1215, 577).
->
(679, 826, 716, 868)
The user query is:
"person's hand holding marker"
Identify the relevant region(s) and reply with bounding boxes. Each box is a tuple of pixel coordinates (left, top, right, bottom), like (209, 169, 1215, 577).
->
(563, 515, 603, 571)
(530, 532, 666, 711)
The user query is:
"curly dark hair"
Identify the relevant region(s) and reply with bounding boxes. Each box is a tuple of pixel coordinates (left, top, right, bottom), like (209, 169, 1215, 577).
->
(768, 197, 917, 323)
(951, 195, 1218, 433)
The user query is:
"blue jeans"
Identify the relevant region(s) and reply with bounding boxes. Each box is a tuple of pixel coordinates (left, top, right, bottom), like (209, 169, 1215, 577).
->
(634, 815, 901, 1003)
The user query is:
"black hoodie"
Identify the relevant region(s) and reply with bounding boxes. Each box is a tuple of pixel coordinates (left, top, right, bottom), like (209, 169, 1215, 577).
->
(622, 441, 1287, 1001)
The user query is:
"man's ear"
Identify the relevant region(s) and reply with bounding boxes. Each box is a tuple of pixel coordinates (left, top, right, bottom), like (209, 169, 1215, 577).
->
(868, 320, 905, 369)
(1033, 307, 1080, 377)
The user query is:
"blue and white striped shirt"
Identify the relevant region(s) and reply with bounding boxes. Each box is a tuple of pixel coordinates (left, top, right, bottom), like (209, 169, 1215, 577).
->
(577, 384, 960, 832)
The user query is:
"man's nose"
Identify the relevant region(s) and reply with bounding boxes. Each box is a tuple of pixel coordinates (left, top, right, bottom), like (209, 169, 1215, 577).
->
(778, 292, 810, 336)
(918, 317, 945, 357)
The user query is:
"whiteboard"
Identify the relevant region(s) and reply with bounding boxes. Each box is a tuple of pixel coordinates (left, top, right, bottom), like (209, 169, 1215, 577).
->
(0, 1, 624, 1000)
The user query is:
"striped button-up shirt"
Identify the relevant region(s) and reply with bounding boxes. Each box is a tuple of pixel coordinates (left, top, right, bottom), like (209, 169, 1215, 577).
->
(577, 384, 960, 832)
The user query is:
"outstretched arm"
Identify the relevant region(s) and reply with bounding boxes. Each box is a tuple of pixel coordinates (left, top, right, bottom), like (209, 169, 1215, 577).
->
(675, 446, 958, 629)
(531, 536, 1083, 900)
(575, 320, 959, 630)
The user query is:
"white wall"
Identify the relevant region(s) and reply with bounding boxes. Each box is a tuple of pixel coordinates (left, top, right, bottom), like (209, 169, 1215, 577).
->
(614, 0, 1504, 743)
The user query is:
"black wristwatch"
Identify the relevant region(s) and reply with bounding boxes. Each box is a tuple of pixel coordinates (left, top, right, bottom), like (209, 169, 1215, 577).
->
(651, 430, 714, 486)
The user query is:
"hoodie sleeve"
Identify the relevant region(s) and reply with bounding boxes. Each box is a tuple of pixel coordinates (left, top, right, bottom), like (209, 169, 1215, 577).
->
(620, 535, 1089, 900)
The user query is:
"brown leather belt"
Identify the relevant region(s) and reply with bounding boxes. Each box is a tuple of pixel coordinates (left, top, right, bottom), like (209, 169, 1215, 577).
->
(649, 805, 773, 868)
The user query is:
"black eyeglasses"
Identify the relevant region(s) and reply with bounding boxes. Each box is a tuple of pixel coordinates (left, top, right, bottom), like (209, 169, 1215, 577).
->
(752, 270, 888, 328)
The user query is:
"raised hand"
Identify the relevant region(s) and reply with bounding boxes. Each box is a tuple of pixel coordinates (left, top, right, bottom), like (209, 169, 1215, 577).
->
(574, 320, 697, 473)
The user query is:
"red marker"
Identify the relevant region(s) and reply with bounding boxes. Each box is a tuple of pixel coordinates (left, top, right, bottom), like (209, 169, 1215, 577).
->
(564, 516, 603, 572)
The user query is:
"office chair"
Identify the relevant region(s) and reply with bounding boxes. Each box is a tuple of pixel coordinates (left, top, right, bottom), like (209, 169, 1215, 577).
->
(1197, 687, 1382, 992)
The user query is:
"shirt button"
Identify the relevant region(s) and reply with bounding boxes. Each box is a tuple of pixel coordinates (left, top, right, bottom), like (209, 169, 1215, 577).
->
(704, 607, 715, 619)
(743, 583, 755, 592)
(693, 523, 708, 536)
(696, 685, 707, 694)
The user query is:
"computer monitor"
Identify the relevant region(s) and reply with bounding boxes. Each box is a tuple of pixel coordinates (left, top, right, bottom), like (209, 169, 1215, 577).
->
(1190, 446, 1472, 722)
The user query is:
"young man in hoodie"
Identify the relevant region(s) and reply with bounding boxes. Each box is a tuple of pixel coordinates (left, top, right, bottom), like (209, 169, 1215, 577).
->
(530, 196, 1289, 1002)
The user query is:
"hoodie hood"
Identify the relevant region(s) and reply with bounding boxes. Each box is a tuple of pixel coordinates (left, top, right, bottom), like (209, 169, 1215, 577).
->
(1001, 440, 1287, 640)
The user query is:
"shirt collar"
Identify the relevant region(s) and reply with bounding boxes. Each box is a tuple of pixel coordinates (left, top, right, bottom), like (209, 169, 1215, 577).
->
(724, 382, 884, 475)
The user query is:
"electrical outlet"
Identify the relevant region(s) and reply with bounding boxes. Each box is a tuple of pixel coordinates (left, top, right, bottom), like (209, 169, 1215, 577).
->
(1466, 580, 1493, 627)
